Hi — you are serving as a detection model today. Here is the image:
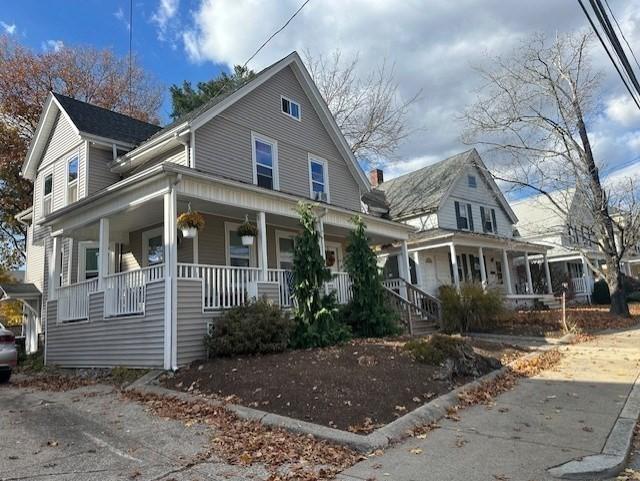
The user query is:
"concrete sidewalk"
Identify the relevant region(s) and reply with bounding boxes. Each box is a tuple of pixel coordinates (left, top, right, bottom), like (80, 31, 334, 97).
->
(339, 329, 640, 481)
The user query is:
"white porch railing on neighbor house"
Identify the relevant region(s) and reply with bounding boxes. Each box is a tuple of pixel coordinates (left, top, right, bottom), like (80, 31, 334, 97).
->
(571, 277, 594, 295)
(57, 278, 99, 322)
(104, 264, 165, 317)
(177, 263, 262, 310)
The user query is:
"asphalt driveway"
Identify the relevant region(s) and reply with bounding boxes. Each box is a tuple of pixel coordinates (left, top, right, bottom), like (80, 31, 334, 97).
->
(0, 382, 266, 481)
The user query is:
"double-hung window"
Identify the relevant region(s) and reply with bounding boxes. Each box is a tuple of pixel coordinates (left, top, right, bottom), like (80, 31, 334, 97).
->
(468, 175, 477, 188)
(454, 201, 474, 231)
(67, 155, 78, 204)
(42, 173, 53, 216)
(308, 156, 329, 202)
(480, 206, 497, 234)
(281, 96, 301, 120)
(252, 133, 278, 190)
(142, 228, 164, 267)
(226, 222, 254, 267)
(79, 242, 99, 280)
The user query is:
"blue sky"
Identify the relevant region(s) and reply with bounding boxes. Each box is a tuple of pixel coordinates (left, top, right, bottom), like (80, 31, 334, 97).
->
(2, 0, 639, 184)
(1, 0, 228, 122)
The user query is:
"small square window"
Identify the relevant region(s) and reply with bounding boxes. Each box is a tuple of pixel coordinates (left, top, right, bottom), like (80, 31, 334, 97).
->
(468, 175, 477, 188)
(281, 96, 301, 120)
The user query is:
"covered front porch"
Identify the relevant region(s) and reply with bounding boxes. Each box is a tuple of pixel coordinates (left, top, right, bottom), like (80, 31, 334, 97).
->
(41, 165, 412, 369)
(381, 230, 553, 306)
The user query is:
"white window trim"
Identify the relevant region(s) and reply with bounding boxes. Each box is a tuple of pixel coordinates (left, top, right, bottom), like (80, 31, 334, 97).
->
(78, 241, 99, 281)
(225, 221, 256, 267)
(468, 175, 477, 188)
(65, 154, 79, 206)
(141, 227, 164, 267)
(281, 95, 301, 121)
(308, 154, 330, 203)
(251, 131, 280, 190)
(275, 230, 297, 269)
(42, 169, 54, 217)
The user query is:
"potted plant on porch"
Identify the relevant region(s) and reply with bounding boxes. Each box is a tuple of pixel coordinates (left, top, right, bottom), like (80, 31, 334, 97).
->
(177, 206, 205, 239)
(238, 215, 258, 246)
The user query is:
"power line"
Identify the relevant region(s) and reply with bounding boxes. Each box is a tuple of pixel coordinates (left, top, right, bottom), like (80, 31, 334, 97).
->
(603, 0, 640, 73)
(242, 0, 311, 68)
(577, 0, 640, 111)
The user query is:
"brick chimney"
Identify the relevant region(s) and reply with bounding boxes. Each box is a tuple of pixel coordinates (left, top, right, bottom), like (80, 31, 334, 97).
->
(369, 168, 384, 187)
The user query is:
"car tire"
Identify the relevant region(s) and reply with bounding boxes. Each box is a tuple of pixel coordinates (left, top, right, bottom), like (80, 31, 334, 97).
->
(0, 370, 11, 384)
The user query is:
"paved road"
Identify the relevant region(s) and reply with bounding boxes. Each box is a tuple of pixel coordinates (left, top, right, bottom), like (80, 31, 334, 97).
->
(0, 383, 265, 481)
(340, 329, 640, 481)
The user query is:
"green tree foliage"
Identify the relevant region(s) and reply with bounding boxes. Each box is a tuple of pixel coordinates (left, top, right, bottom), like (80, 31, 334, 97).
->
(592, 279, 611, 305)
(169, 65, 256, 120)
(439, 283, 504, 334)
(290, 202, 350, 348)
(343, 216, 399, 337)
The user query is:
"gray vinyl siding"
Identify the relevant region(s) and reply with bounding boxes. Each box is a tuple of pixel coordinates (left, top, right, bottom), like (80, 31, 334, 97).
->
(438, 165, 513, 238)
(41, 113, 79, 169)
(257, 282, 280, 305)
(176, 279, 209, 365)
(45, 282, 165, 368)
(129, 146, 187, 176)
(194, 65, 362, 211)
(88, 145, 120, 195)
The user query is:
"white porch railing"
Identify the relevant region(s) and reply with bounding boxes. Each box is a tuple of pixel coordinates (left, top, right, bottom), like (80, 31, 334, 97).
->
(267, 268, 294, 307)
(57, 278, 99, 322)
(327, 272, 352, 304)
(104, 264, 164, 317)
(571, 277, 594, 295)
(177, 263, 261, 310)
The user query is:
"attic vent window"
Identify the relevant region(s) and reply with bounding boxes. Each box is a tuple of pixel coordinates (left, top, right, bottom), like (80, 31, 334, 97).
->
(281, 96, 301, 120)
(468, 175, 477, 188)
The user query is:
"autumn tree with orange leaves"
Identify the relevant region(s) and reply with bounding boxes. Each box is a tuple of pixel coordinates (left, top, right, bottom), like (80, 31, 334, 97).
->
(0, 36, 163, 269)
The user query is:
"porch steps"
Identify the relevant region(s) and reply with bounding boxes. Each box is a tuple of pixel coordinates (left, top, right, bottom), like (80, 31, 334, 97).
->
(540, 296, 562, 310)
(411, 319, 438, 337)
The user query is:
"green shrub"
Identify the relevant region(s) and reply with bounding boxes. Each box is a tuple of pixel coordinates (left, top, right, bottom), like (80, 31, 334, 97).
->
(290, 292, 351, 348)
(439, 283, 504, 334)
(205, 298, 295, 357)
(592, 279, 611, 305)
(404, 334, 473, 365)
(343, 216, 401, 337)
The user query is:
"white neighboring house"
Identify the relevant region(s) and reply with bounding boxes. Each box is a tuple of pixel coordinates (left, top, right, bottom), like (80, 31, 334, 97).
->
(363, 149, 554, 306)
(511, 190, 640, 302)
(10, 52, 415, 368)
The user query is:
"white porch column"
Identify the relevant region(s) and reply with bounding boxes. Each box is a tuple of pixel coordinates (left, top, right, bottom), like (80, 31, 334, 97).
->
(478, 247, 487, 290)
(257, 211, 268, 281)
(412, 251, 422, 288)
(502, 249, 513, 295)
(581, 255, 593, 302)
(449, 243, 460, 290)
(317, 218, 326, 259)
(98, 217, 110, 290)
(48, 236, 62, 300)
(400, 240, 411, 283)
(163, 188, 178, 370)
(524, 251, 533, 294)
(543, 253, 553, 295)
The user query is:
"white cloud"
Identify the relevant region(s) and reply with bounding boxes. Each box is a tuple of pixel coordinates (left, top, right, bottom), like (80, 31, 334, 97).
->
(151, 0, 179, 33)
(1, 21, 16, 35)
(42, 40, 64, 52)
(114, 7, 130, 30)
(181, 0, 640, 178)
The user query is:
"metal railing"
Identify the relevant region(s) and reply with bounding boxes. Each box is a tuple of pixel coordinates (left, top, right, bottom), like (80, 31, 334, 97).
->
(57, 278, 99, 322)
(104, 264, 164, 317)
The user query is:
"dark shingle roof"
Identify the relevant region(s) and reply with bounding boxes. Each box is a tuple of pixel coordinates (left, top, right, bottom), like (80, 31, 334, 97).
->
(0, 283, 41, 298)
(376, 149, 476, 219)
(53, 93, 162, 145)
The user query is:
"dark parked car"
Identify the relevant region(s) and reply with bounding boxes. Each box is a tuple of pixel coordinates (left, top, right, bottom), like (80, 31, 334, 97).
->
(0, 322, 17, 383)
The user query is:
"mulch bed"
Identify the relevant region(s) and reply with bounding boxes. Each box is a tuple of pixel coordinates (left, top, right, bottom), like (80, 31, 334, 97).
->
(474, 304, 640, 338)
(162, 338, 527, 432)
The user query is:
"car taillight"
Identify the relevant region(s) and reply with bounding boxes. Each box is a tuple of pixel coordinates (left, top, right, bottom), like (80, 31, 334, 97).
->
(0, 334, 15, 344)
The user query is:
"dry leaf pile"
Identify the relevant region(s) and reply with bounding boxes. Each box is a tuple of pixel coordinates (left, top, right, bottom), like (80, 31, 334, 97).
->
(13, 374, 96, 391)
(121, 390, 360, 480)
(457, 350, 562, 408)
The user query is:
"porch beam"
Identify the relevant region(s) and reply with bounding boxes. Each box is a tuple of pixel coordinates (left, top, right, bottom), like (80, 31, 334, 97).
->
(98, 218, 110, 290)
(543, 253, 553, 295)
(257, 211, 268, 281)
(524, 251, 533, 294)
(502, 249, 513, 295)
(449, 243, 460, 290)
(48, 236, 62, 300)
(478, 247, 487, 290)
(163, 188, 178, 370)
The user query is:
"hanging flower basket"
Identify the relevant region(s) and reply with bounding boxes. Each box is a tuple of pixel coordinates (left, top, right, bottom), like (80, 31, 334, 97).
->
(177, 209, 205, 239)
(238, 215, 258, 246)
(326, 251, 336, 267)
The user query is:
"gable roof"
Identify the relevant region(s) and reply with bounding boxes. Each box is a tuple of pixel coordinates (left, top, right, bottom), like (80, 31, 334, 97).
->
(376, 148, 518, 223)
(22, 92, 161, 180)
(117, 52, 371, 191)
(52, 93, 161, 145)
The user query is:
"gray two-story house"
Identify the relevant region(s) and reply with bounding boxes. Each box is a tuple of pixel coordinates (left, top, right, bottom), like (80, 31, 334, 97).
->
(16, 52, 413, 368)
